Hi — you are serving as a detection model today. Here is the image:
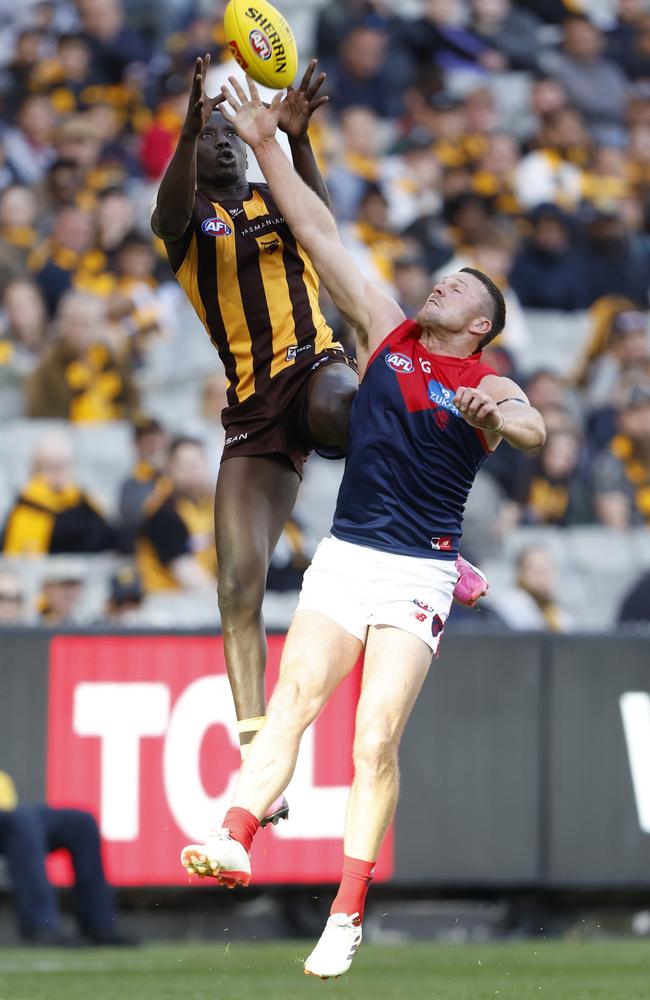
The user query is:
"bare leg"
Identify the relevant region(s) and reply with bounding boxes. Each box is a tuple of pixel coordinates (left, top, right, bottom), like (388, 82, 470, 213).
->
(215, 456, 300, 742)
(232, 611, 364, 818)
(344, 626, 433, 860)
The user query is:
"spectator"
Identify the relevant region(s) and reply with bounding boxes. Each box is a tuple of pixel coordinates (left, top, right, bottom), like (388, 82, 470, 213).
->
(575, 300, 650, 406)
(37, 559, 85, 626)
(30, 32, 97, 115)
(136, 436, 216, 593)
(471, 0, 543, 73)
(581, 206, 650, 306)
(108, 232, 171, 365)
(103, 565, 144, 624)
(492, 545, 573, 631)
(547, 15, 629, 140)
(324, 23, 408, 119)
(0, 185, 39, 279)
(341, 182, 408, 289)
(28, 205, 113, 314)
(401, 0, 503, 81)
(443, 191, 494, 251)
(26, 290, 138, 421)
(608, 7, 650, 81)
(77, 0, 148, 85)
(326, 106, 385, 222)
(0, 29, 44, 117)
(0, 570, 26, 625)
(519, 427, 593, 526)
(515, 107, 588, 210)
(384, 128, 442, 230)
(618, 569, 650, 625)
(138, 79, 187, 182)
(42, 158, 90, 222)
(1, 432, 116, 555)
(2, 95, 57, 186)
(509, 203, 591, 311)
(118, 415, 167, 553)
(392, 254, 434, 318)
(593, 380, 650, 528)
(95, 188, 136, 261)
(472, 132, 521, 215)
(0, 279, 49, 417)
(316, 1, 398, 64)
(0, 769, 133, 945)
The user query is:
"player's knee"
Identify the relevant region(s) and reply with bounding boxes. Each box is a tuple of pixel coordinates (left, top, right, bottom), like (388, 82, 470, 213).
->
(218, 569, 265, 624)
(307, 371, 357, 445)
(353, 725, 398, 776)
(269, 675, 322, 732)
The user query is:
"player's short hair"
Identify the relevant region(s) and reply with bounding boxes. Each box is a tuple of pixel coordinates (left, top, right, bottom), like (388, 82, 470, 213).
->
(460, 267, 506, 351)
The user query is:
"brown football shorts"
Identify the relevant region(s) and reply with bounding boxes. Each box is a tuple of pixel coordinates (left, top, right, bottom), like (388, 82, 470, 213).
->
(220, 348, 358, 477)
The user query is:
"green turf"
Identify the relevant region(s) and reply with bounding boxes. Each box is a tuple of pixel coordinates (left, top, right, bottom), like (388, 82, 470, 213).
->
(0, 939, 649, 1000)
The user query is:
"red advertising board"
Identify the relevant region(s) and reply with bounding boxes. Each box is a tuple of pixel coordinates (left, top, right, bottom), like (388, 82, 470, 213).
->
(46, 635, 393, 886)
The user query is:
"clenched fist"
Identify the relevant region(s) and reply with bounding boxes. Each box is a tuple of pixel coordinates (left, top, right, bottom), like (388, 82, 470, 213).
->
(453, 386, 505, 432)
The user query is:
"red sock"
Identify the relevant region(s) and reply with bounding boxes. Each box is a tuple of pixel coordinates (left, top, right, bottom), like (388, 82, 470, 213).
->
(330, 855, 375, 921)
(223, 807, 259, 853)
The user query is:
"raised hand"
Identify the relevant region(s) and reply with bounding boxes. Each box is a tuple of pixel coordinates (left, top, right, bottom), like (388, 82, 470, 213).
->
(453, 387, 505, 433)
(182, 53, 225, 138)
(218, 76, 282, 149)
(277, 58, 329, 140)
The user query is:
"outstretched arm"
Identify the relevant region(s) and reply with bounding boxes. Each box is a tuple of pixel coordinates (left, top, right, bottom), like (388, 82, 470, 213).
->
(454, 376, 546, 451)
(218, 76, 404, 353)
(278, 59, 331, 209)
(153, 54, 223, 241)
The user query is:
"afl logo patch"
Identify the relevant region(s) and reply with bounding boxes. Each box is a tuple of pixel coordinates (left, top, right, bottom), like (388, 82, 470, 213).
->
(385, 352, 414, 374)
(201, 218, 233, 237)
(249, 29, 272, 61)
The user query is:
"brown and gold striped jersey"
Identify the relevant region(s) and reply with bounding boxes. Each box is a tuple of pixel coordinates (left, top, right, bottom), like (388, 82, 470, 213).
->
(164, 184, 342, 407)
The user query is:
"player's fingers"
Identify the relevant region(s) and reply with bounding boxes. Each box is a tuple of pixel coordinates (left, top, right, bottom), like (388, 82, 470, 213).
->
(298, 58, 317, 92)
(270, 92, 283, 112)
(246, 75, 261, 103)
(474, 402, 495, 423)
(466, 395, 488, 418)
(453, 387, 472, 409)
(306, 71, 327, 100)
(221, 82, 242, 112)
(229, 75, 249, 105)
(211, 94, 226, 107)
(217, 103, 236, 124)
(309, 96, 329, 113)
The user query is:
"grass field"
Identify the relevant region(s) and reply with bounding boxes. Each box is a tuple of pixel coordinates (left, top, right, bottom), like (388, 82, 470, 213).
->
(1, 939, 649, 1000)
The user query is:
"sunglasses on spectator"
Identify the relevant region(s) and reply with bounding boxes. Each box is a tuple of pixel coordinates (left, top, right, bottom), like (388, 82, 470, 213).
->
(0, 591, 22, 603)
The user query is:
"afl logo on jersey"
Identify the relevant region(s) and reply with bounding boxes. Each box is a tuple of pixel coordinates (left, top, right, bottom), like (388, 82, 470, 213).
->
(385, 352, 414, 374)
(201, 218, 233, 237)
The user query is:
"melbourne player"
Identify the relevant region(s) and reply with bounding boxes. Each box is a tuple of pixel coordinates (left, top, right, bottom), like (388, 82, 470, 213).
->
(180, 79, 546, 976)
(153, 57, 485, 828)
(152, 55, 359, 825)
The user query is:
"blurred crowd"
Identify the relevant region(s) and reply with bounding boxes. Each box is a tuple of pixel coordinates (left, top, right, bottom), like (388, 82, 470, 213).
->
(1, 0, 650, 631)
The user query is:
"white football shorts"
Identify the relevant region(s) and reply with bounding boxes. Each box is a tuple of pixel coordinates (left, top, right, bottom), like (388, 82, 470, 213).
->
(296, 535, 459, 654)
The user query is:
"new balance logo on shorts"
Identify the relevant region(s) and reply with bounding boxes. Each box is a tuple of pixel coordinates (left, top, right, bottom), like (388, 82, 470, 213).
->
(430, 536, 453, 551)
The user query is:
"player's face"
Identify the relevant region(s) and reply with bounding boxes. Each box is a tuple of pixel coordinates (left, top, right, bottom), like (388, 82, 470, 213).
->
(196, 113, 247, 186)
(416, 272, 490, 337)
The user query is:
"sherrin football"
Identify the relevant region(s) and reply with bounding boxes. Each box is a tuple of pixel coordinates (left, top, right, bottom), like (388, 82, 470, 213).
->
(223, 0, 298, 90)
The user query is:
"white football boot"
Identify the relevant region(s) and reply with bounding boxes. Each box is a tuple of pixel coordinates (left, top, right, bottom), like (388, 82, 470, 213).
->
(180, 829, 251, 888)
(304, 913, 363, 979)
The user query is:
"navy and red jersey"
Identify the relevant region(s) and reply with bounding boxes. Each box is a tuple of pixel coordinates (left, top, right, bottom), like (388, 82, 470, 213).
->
(332, 320, 498, 560)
